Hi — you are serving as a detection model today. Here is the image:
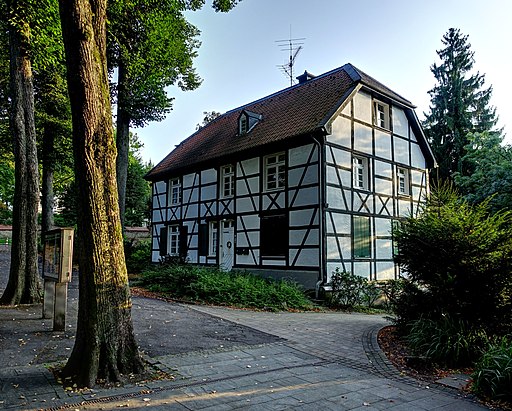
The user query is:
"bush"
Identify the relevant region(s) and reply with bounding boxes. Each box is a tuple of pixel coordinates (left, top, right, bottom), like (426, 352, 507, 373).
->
(329, 268, 380, 309)
(125, 240, 151, 274)
(406, 315, 488, 367)
(472, 337, 512, 401)
(393, 185, 512, 335)
(136, 263, 313, 311)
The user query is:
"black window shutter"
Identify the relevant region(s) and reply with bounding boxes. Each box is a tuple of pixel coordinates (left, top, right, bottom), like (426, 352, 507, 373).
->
(159, 226, 168, 256)
(179, 225, 189, 259)
(198, 224, 208, 256)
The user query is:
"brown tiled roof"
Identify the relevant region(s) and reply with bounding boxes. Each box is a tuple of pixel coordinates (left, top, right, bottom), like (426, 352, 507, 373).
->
(145, 63, 426, 180)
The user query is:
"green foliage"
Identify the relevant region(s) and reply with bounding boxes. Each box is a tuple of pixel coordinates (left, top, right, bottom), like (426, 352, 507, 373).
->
(393, 185, 512, 335)
(125, 239, 151, 274)
(407, 315, 488, 367)
(472, 337, 512, 401)
(0, 159, 14, 211)
(329, 268, 380, 309)
(136, 263, 313, 311)
(423, 28, 500, 181)
(454, 132, 512, 213)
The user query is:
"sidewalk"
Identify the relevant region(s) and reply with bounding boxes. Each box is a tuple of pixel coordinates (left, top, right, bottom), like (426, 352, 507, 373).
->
(0, 250, 490, 410)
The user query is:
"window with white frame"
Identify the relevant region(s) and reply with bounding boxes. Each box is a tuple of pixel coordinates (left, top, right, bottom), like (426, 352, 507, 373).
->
(373, 100, 390, 130)
(209, 221, 218, 256)
(168, 225, 180, 255)
(353, 156, 369, 190)
(264, 152, 286, 191)
(169, 178, 182, 205)
(221, 165, 235, 198)
(397, 167, 409, 196)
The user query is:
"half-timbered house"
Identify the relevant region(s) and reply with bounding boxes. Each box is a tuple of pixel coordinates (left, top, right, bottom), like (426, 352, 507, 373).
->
(145, 63, 436, 290)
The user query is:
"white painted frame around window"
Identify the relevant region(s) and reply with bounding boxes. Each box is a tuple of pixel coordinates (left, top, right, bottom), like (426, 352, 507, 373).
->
(352, 156, 369, 190)
(373, 100, 390, 130)
(209, 221, 218, 256)
(168, 225, 180, 255)
(397, 167, 410, 196)
(221, 165, 235, 198)
(169, 178, 182, 205)
(264, 152, 286, 191)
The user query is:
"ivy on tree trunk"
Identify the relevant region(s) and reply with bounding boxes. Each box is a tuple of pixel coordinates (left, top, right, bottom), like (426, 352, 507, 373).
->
(58, 0, 144, 387)
(0, 2, 41, 306)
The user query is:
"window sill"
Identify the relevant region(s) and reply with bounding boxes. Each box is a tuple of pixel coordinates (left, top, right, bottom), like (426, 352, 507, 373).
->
(264, 187, 285, 193)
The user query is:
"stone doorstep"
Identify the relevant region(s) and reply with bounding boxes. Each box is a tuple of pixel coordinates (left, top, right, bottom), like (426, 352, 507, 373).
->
(435, 373, 472, 390)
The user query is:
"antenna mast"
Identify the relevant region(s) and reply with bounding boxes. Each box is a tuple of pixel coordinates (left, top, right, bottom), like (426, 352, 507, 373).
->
(276, 27, 305, 86)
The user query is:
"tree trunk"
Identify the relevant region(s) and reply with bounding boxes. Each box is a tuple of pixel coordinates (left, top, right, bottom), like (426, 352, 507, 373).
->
(115, 61, 130, 232)
(0, 7, 41, 306)
(41, 126, 55, 235)
(58, 0, 144, 387)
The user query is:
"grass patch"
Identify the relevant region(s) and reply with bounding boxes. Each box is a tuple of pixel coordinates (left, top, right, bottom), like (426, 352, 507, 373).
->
(135, 263, 314, 311)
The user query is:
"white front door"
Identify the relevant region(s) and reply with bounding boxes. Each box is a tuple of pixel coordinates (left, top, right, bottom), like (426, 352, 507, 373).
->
(220, 220, 234, 271)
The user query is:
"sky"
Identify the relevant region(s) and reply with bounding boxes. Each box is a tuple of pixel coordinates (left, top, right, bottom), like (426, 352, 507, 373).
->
(135, 0, 512, 165)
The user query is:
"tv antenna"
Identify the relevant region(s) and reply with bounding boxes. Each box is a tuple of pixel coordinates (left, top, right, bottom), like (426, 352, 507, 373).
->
(276, 28, 305, 87)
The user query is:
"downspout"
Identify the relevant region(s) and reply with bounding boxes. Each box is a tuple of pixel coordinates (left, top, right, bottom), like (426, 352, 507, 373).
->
(312, 130, 327, 299)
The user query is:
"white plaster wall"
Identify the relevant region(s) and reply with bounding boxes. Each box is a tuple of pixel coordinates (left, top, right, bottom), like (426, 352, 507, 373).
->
(327, 212, 350, 235)
(409, 126, 418, 142)
(398, 198, 412, 217)
(375, 239, 393, 260)
(289, 209, 318, 227)
(374, 160, 393, 180)
(392, 107, 408, 137)
(354, 193, 374, 214)
(201, 185, 217, 201)
(326, 186, 346, 210)
(201, 169, 217, 184)
(291, 249, 319, 266)
(262, 192, 285, 209)
(376, 262, 395, 280)
(394, 137, 409, 165)
(411, 143, 426, 169)
(353, 91, 372, 124)
(236, 197, 256, 214)
(288, 166, 318, 187)
(237, 254, 258, 266)
(374, 130, 392, 160)
(200, 202, 216, 216)
(236, 231, 258, 248)
(239, 157, 259, 175)
(329, 116, 351, 148)
(341, 102, 351, 116)
(183, 187, 199, 203)
(353, 261, 372, 279)
(184, 204, 198, 219)
(374, 177, 392, 196)
(183, 173, 196, 188)
(374, 217, 393, 237)
(289, 229, 319, 246)
(289, 144, 316, 166)
(331, 146, 351, 169)
(289, 187, 318, 207)
(354, 123, 372, 154)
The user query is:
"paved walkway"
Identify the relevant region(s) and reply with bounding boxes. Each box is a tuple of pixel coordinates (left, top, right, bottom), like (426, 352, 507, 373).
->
(0, 250, 490, 410)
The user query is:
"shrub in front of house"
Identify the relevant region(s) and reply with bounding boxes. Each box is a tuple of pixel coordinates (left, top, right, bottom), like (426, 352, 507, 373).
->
(135, 263, 313, 311)
(392, 185, 512, 337)
(329, 268, 380, 310)
(472, 336, 512, 402)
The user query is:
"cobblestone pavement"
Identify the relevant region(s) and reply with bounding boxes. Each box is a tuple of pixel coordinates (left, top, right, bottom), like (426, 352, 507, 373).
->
(0, 249, 491, 410)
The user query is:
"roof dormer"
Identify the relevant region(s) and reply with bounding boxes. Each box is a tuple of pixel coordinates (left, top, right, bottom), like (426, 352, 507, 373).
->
(238, 110, 262, 135)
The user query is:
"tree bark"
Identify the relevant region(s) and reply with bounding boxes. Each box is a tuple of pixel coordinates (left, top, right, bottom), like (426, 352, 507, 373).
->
(115, 60, 130, 232)
(41, 126, 55, 235)
(58, 0, 144, 387)
(0, 6, 41, 306)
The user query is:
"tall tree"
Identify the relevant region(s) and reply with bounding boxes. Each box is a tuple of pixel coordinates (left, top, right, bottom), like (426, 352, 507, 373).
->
(58, 0, 143, 387)
(423, 28, 500, 182)
(109, 0, 238, 230)
(0, 0, 41, 305)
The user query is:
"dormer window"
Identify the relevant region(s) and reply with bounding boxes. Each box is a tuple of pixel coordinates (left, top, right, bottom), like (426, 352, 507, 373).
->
(238, 110, 262, 135)
(239, 113, 248, 135)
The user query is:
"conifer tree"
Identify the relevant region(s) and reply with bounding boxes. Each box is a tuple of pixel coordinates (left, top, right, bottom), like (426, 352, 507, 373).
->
(423, 28, 500, 182)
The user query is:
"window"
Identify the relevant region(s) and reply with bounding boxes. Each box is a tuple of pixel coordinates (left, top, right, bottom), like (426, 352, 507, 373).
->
(168, 225, 180, 255)
(373, 100, 390, 129)
(169, 178, 182, 205)
(209, 221, 218, 256)
(239, 114, 248, 135)
(260, 214, 287, 257)
(397, 167, 409, 196)
(353, 216, 371, 258)
(353, 156, 369, 190)
(264, 152, 286, 191)
(221, 165, 235, 198)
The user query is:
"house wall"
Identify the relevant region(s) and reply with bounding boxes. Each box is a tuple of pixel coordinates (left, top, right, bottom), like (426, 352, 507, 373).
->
(325, 90, 429, 281)
(150, 143, 322, 287)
